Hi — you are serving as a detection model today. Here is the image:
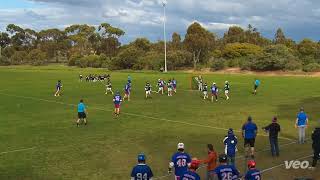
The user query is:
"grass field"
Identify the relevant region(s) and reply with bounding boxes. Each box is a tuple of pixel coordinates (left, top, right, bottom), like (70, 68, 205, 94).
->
(0, 65, 319, 180)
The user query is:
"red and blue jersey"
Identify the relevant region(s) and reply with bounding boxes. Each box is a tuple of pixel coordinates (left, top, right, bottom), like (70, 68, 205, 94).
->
(212, 164, 240, 180)
(131, 164, 153, 180)
(113, 95, 122, 105)
(181, 170, 200, 180)
(245, 169, 261, 180)
(172, 80, 177, 88)
(211, 85, 218, 93)
(171, 152, 191, 176)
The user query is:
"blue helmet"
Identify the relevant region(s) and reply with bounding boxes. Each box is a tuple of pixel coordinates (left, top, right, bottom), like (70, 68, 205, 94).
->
(138, 153, 146, 162)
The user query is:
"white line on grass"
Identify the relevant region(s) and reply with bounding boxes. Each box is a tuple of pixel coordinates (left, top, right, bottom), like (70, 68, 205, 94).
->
(0, 147, 35, 155)
(0, 92, 294, 141)
(260, 154, 313, 173)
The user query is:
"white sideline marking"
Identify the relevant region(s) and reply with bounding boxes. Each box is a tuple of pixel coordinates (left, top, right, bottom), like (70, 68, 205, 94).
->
(0, 147, 35, 155)
(0, 92, 294, 141)
(260, 154, 313, 173)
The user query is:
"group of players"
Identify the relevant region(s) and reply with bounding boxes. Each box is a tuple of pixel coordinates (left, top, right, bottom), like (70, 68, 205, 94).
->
(53, 74, 263, 179)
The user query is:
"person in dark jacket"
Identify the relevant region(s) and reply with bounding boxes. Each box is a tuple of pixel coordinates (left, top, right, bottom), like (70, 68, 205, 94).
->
(312, 127, 320, 167)
(262, 117, 281, 157)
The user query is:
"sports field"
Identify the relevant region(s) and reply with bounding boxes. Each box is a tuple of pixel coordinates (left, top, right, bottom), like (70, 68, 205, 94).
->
(0, 65, 319, 180)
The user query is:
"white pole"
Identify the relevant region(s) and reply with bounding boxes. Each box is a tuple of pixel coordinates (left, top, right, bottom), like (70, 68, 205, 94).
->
(163, 2, 167, 72)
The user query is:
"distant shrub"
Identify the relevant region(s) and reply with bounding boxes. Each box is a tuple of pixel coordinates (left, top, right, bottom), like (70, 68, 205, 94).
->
(11, 51, 28, 65)
(284, 60, 302, 71)
(28, 49, 47, 66)
(303, 63, 320, 72)
(0, 56, 10, 65)
(210, 58, 225, 71)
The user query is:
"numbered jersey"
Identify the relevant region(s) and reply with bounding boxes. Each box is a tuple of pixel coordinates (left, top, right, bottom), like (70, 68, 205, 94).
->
(245, 169, 261, 180)
(113, 95, 122, 104)
(224, 84, 230, 91)
(131, 164, 153, 180)
(171, 152, 192, 176)
(203, 85, 208, 92)
(213, 164, 240, 180)
(181, 170, 200, 180)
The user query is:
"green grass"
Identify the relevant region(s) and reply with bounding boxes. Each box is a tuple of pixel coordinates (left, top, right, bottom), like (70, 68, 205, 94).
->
(0, 65, 319, 180)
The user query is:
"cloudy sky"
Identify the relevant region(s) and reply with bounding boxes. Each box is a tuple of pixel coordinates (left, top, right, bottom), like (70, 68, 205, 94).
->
(0, 0, 319, 43)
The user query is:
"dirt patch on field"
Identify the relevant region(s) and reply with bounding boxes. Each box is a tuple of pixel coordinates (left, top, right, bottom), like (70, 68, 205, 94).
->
(182, 68, 320, 77)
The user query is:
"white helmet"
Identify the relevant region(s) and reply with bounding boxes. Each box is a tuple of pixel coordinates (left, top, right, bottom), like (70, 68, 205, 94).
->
(177, 143, 185, 150)
(213, 82, 216, 85)
(225, 81, 228, 84)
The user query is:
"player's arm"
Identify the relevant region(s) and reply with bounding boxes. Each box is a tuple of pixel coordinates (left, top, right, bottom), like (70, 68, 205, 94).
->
(306, 116, 309, 127)
(295, 116, 298, 128)
(241, 125, 245, 138)
(168, 161, 174, 173)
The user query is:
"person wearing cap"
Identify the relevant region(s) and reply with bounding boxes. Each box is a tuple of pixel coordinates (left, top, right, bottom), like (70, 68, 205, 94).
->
(245, 160, 261, 180)
(262, 116, 281, 156)
(181, 159, 201, 180)
(311, 124, 320, 168)
(224, 81, 230, 100)
(199, 144, 218, 180)
(242, 116, 258, 159)
(131, 153, 153, 180)
(295, 107, 309, 144)
(169, 143, 192, 180)
(210, 154, 240, 180)
(223, 128, 238, 165)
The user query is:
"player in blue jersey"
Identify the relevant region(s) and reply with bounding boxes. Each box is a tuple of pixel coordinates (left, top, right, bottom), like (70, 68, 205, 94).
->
(211, 82, 219, 102)
(128, 75, 132, 84)
(224, 81, 230, 100)
(211, 154, 240, 180)
(169, 143, 192, 180)
(203, 83, 208, 100)
(242, 116, 258, 159)
(181, 159, 201, 180)
(253, 79, 260, 95)
(156, 79, 164, 94)
(131, 153, 153, 180)
(172, 78, 177, 93)
(245, 160, 261, 180)
(145, 82, 152, 99)
(123, 82, 131, 101)
(54, 80, 62, 97)
(76, 99, 87, 127)
(113, 91, 122, 117)
(223, 128, 238, 166)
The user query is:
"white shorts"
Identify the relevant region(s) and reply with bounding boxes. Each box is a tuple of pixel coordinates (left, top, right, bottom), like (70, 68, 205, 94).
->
(225, 90, 229, 94)
(106, 88, 112, 91)
(146, 90, 151, 95)
(168, 88, 172, 91)
(158, 87, 163, 91)
(203, 91, 208, 95)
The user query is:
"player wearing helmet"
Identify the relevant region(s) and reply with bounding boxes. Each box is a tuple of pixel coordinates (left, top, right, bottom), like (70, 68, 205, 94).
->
(224, 81, 230, 100)
(181, 159, 201, 180)
(168, 143, 192, 180)
(245, 160, 261, 180)
(211, 82, 218, 102)
(145, 82, 152, 99)
(113, 91, 122, 117)
(203, 83, 208, 100)
(54, 80, 62, 97)
(131, 153, 153, 180)
(211, 154, 240, 180)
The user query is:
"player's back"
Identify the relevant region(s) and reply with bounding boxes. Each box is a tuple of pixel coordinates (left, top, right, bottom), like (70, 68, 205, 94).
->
(113, 95, 122, 103)
(245, 169, 261, 180)
(171, 152, 191, 176)
(213, 164, 239, 180)
(242, 122, 257, 139)
(181, 170, 200, 180)
(131, 164, 153, 180)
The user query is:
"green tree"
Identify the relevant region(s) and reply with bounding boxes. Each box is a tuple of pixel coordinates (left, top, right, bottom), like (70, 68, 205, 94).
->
(222, 43, 263, 59)
(98, 23, 125, 57)
(170, 32, 181, 50)
(27, 49, 47, 66)
(184, 22, 215, 68)
(0, 32, 10, 48)
(274, 28, 286, 44)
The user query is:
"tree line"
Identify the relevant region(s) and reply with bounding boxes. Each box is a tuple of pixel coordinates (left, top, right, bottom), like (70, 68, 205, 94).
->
(0, 22, 320, 72)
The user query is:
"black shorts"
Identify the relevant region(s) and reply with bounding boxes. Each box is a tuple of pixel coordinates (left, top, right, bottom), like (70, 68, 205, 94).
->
(78, 112, 86, 119)
(254, 85, 258, 90)
(244, 138, 255, 147)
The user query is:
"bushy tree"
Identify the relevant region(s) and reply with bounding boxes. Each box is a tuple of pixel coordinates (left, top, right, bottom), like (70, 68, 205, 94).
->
(27, 49, 47, 66)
